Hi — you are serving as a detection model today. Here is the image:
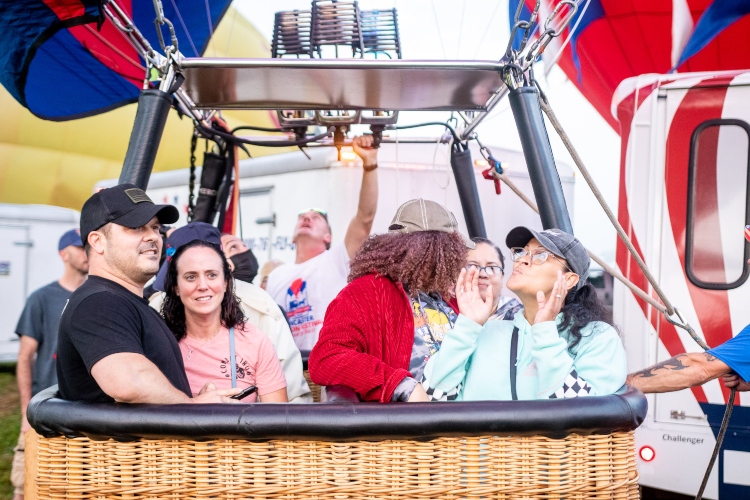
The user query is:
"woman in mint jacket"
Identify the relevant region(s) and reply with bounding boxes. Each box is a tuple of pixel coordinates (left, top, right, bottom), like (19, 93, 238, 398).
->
(422, 226, 626, 401)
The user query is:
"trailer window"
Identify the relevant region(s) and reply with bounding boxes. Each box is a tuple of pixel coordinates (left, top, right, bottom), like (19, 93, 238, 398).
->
(686, 119, 750, 290)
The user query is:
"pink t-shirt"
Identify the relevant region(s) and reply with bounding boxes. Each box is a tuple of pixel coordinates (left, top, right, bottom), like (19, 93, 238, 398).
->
(179, 324, 287, 402)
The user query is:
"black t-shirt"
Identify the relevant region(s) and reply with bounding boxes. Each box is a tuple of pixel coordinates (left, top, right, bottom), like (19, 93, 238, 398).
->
(56, 276, 192, 402)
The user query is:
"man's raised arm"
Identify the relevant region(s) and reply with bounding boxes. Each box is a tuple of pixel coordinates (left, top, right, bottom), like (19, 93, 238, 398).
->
(344, 135, 379, 258)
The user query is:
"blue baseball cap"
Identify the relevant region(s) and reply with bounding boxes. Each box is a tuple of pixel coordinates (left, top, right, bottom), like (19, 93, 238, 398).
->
(58, 229, 83, 251)
(153, 222, 222, 292)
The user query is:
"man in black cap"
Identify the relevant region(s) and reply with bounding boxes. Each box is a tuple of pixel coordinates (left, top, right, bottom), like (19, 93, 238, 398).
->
(56, 184, 239, 404)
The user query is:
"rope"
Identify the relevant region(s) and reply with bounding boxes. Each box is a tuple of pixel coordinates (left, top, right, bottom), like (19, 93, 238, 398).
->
(495, 172, 667, 313)
(695, 389, 736, 500)
(496, 159, 732, 500)
(471, 0, 502, 58)
(536, 93, 676, 316)
(525, 90, 733, 500)
(431, 2, 448, 59)
(535, 87, 710, 352)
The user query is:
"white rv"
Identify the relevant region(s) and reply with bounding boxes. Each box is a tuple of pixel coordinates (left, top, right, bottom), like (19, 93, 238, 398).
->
(0, 204, 80, 362)
(614, 70, 750, 499)
(99, 141, 575, 293)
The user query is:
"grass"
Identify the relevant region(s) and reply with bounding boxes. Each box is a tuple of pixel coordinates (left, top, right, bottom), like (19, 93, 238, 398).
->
(0, 363, 19, 500)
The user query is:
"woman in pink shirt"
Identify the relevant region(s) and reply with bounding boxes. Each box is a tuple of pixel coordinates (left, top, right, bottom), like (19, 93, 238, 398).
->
(161, 240, 287, 402)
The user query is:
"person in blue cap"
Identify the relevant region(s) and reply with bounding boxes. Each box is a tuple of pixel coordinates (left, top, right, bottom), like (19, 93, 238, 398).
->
(12, 228, 87, 500)
(149, 222, 312, 403)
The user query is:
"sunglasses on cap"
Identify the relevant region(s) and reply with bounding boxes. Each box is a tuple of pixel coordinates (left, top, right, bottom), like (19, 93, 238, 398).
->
(298, 208, 328, 220)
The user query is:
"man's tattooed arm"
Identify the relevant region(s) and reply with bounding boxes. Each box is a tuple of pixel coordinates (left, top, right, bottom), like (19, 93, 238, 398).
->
(629, 355, 689, 379)
(626, 352, 730, 394)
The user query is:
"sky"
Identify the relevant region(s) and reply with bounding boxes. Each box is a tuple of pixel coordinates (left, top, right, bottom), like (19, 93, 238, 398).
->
(233, 0, 621, 264)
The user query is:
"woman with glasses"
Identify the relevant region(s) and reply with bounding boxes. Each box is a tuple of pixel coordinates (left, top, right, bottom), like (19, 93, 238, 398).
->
(467, 237, 522, 321)
(421, 226, 626, 401)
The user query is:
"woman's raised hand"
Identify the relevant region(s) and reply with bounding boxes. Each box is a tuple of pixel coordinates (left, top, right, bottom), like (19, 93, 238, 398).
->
(533, 270, 568, 325)
(456, 267, 494, 326)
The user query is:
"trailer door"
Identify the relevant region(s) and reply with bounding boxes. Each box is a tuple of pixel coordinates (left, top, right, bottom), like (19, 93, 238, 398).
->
(0, 225, 31, 361)
(239, 186, 277, 267)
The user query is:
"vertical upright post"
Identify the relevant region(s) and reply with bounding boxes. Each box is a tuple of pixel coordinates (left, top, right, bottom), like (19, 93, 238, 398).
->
(450, 144, 487, 238)
(508, 86, 573, 233)
(118, 89, 173, 190)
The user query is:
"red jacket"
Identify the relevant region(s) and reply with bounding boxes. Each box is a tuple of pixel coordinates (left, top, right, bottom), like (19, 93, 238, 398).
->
(308, 273, 415, 402)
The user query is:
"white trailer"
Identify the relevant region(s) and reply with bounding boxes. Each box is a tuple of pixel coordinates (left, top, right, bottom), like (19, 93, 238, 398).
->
(99, 141, 575, 296)
(614, 70, 750, 499)
(0, 204, 80, 362)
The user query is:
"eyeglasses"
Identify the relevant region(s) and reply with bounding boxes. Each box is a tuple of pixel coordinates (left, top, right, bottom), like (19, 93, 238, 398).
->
(466, 263, 504, 276)
(509, 247, 571, 272)
(298, 208, 328, 220)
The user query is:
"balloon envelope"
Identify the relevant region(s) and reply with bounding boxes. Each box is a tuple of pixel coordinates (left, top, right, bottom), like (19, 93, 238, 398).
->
(508, 0, 750, 130)
(0, 0, 231, 121)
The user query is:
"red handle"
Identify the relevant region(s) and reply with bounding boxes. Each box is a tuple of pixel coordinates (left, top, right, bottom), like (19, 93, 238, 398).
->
(482, 168, 502, 195)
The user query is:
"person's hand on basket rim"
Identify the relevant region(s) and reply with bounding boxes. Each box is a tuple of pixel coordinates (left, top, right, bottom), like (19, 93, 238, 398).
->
(407, 383, 430, 402)
(190, 382, 242, 404)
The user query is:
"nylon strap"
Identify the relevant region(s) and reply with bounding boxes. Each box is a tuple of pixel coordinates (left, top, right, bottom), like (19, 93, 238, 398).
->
(229, 327, 236, 389)
(510, 327, 519, 401)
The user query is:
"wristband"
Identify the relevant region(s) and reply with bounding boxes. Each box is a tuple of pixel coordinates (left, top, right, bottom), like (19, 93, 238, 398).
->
(363, 163, 378, 172)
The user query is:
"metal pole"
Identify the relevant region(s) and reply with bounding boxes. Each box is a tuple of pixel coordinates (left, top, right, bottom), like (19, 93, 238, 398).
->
(118, 89, 173, 189)
(508, 85, 572, 233)
(450, 144, 487, 238)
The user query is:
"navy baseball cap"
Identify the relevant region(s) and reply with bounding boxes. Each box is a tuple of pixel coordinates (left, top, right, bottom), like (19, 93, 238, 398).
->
(80, 184, 179, 245)
(58, 229, 83, 251)
(153, 222, 222, 292)
(506, 226, 590, 288)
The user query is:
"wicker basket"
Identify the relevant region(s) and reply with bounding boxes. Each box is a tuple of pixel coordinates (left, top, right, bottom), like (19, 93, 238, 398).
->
(304, 368, 323, 402)
(26, 385, 646, 499)
(26, 429, 638, 499)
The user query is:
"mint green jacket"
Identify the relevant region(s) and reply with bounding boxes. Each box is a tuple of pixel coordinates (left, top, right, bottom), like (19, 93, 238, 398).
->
(422, 311, 626, 401)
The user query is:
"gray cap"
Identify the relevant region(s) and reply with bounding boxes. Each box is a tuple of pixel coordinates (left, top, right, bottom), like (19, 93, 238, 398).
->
(388, 199, 475, 249)
(505, 226, 589, 288)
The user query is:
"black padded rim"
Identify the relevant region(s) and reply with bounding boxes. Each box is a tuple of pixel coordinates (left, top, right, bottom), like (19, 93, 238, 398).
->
(28, 385, 647, 442)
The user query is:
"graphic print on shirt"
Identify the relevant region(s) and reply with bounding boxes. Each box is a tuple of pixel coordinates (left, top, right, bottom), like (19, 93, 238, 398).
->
(285, 278, 321, 340)
(409, 293, 458, 382)
(220, 355, 253, 381)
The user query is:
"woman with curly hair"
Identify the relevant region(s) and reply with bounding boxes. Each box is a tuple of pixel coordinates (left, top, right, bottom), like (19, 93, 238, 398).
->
(162, 236, 287, 402)
(308, 199, 473, 403)
(422, 226, 626, 401)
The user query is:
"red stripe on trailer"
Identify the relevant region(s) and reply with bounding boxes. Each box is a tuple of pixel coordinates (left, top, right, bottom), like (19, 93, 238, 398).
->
(664, 81, 737, 405)
(615, 87, 710, 405)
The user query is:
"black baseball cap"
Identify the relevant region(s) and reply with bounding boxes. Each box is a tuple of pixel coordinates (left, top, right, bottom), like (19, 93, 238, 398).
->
(80, 184, 180, 245)
(506, 226, 590, 288)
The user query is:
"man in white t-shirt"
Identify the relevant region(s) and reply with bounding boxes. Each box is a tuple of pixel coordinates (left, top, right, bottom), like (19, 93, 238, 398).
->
(266, 135, 379, 351)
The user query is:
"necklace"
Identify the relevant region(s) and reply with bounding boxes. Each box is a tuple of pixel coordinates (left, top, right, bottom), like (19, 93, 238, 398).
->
(184, 326, 222, 360)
